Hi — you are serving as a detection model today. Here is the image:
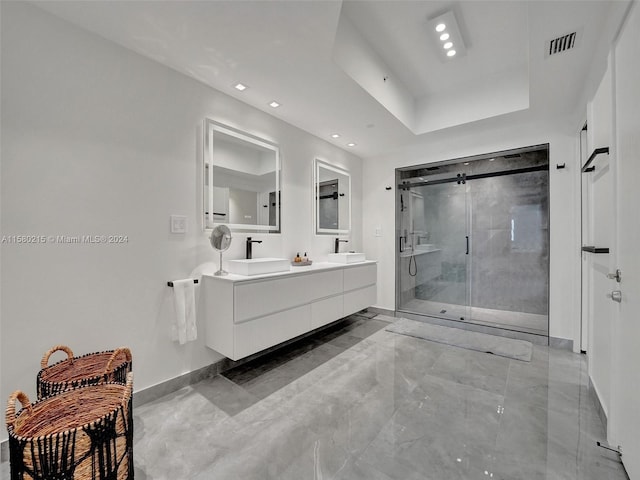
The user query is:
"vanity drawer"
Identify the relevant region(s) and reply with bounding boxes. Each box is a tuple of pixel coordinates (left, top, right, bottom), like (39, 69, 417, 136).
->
(234, 304, 311, 360)
(343, 285, 377, 316)
(234, 270, 342, 322)
(306, 269, 344, 299)
(310, 295, 344, 329)
(343, 264, 377, 292)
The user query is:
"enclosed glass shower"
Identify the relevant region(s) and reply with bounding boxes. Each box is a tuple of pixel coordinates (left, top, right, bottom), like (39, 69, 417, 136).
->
(396, 146, 549, 339)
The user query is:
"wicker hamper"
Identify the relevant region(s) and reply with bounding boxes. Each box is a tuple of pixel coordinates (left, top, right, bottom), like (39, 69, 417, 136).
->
(6, 373, 134, 480)
(37, 345, 132, 399)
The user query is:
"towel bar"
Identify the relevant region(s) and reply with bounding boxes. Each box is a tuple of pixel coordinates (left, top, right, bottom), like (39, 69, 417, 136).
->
(167, 279, 199, 287)
(581, 147, 609, 173)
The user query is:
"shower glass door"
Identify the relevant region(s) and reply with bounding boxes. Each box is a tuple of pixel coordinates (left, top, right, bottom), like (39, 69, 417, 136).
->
(468, 172, 549, 334)
(397, 181, 470, 322)
(396, 145, 549, 338)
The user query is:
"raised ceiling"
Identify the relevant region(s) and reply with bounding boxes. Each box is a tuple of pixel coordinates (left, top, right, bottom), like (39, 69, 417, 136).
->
(32, 0, 627, 157)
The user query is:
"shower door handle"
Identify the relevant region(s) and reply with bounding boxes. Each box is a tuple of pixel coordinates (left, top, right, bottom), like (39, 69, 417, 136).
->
(399, 236, 405, 253)
(465, 236, 469, 255)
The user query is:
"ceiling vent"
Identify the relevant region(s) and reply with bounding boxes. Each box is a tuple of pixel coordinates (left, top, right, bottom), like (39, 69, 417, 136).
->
(546, 29, 582, 58)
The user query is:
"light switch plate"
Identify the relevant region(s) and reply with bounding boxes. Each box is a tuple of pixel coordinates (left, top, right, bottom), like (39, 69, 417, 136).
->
(375, 227, 382, 237)
(170, 215, 187, 234)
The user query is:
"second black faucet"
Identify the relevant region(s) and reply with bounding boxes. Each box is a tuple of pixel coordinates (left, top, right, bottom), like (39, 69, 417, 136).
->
(246, 237, 262, 259)
(334, 238, 348, 253)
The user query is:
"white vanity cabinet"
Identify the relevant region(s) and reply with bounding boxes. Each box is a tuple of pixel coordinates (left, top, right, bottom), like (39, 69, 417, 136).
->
(203, 262, 377, 360)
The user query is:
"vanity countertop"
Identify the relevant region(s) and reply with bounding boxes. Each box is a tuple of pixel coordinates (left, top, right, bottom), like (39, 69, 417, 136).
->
(203, 260, 377, 283)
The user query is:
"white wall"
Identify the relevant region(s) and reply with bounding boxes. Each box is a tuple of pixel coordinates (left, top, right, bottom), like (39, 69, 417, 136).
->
(0, 1, 362, 443)
(363, 117, 581, 344)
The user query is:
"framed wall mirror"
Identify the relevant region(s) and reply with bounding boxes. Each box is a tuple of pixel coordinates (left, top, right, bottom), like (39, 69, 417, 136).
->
(314, 158, 351, 235)
(204, 119, 280, 233)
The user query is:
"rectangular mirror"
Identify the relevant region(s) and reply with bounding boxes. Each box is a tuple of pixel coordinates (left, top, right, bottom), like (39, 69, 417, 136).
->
(314, 159, 351, 235)
(204, 119, 280, 232)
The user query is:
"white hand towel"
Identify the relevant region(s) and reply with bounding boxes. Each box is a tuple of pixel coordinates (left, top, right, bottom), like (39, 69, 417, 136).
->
(171, 279, 197, 344)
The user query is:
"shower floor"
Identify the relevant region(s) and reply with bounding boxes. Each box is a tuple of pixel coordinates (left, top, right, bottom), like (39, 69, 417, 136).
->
(401, 298, 548, 337)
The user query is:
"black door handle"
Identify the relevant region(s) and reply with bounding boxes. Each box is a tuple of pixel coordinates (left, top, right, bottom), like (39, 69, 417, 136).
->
(466, 236, 469, 255)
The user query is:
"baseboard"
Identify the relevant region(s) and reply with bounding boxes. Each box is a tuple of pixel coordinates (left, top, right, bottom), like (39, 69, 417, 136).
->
(589, 376, 608, 432)
(549, 336, 573, 351)
(367, 306, 395, 317)
(132, 362, 222, 408)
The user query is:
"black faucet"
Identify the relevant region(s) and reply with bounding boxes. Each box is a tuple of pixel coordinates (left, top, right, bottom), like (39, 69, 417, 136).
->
(246, 237, 262, 259)
(335, 238, 348, 253)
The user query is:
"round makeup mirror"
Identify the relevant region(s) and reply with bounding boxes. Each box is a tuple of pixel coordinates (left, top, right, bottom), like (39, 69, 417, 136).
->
(210, 225, 232, 276)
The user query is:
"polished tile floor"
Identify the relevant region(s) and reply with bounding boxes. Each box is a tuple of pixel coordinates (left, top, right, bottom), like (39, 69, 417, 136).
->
(1, 314, 628, 480)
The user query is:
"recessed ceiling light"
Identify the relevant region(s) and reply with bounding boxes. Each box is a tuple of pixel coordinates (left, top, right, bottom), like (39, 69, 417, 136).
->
(234, 83, 248, 91)
(269, 101, 280, 108)
(440, 33, 450, 41)
(443, 42, 453, 49)
(331, 133, 340, 138)
(464, 162, 470, 165)
(347, 142, 356, 147)
(435, 23, 446, 32)
(489, 158, 495, 162)
(447, 50, 457, 57)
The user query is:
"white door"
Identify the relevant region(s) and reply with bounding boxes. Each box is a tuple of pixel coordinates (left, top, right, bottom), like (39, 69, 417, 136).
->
(609, 3, 640, 477)
(583, 64, 615, 416)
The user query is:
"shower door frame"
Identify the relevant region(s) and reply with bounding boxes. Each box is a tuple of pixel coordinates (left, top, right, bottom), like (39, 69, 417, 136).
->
(395, 144, 551, 343)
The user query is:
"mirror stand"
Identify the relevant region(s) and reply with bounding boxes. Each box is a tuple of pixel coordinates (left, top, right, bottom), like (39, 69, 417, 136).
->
(215, 251, 227, 276)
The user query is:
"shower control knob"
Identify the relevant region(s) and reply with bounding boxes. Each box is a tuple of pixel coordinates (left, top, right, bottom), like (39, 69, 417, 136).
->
(607, 290, 622, 303)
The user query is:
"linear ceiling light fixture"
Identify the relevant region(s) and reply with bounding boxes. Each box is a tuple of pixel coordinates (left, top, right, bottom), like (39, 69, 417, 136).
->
(428, 11, 467, 60)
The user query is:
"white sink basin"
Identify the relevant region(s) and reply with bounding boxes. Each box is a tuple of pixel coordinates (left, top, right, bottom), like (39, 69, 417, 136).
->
(328, 252, 366, 264)
(227, 257, 290, 276)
